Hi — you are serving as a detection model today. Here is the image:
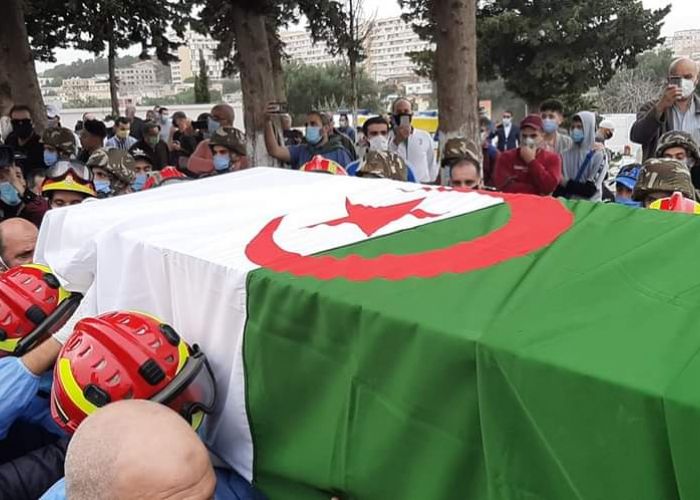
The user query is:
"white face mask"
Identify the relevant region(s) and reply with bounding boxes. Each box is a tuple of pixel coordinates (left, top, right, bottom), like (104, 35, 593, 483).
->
(681, 78, 696, 99)
(503, 117, 512, 126)
(368, 135, 389, 152)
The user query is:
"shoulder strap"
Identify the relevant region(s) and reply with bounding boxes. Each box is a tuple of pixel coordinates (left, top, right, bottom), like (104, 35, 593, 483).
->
(574, 150, 596, 182)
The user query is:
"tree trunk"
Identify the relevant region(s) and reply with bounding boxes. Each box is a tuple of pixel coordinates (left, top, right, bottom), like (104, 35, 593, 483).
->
(107, 39, 120, 117)
(0, 53, 12, 116)
(434, 0, 479, 184)
(266, 21, 286, 103)
(0, 0, 46, 130)
(232, 6, 277, 167)
(350, 57, 359, 135)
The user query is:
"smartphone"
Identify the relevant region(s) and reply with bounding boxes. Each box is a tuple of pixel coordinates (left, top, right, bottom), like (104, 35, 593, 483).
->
(399, 115, 411, 127)
(267, 102, 288, 114)
(669, 76, 682, 87)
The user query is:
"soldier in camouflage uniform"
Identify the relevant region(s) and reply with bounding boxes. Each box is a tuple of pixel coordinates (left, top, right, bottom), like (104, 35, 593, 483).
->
(86, 148, 136, 197)
(632, 158, 697, 208)
(441, 138, 483, 189)
(356, 150, 409, 181)
(654, 130, 700, 189)
(208, 127, 247, 175)
(41, 127, 77, 167)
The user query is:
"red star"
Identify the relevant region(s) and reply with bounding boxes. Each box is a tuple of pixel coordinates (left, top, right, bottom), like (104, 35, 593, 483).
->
(310, 197, 441, 237)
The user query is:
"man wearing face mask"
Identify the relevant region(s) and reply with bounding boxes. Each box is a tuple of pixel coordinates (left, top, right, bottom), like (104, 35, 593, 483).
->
(187, 104, 247, 175)
(494, 110, 520, 152)
(86, 148, 136, 197)
(345, 116, 417, 181)
(208, 127, 248, 175)
(130, 122, 169, 170)
(77, 120, 107, 163)
(106, 117, 138, 151)
(336, 114, 356, 143)
(539, 99, 573, 158)
(655, 131, 700, 190)
(387, 98, 437, 183)
(41, 128, 77, 168)
(5, 105, 43, 175)
(558, 111, 608, 201)
(157, 107, 172, 143)
(631, 57, 700, 161)
(264, 108, 353, 170)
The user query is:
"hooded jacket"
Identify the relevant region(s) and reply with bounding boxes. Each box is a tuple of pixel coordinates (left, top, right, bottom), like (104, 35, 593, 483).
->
(562, 111, 608, 202)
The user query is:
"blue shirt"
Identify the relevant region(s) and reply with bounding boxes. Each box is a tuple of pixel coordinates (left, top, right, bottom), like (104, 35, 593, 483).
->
(346, 159, 418, 183)
(40, 468, 263, 499)
(288, 145, 352, 170)
(0, 357, 62, 440)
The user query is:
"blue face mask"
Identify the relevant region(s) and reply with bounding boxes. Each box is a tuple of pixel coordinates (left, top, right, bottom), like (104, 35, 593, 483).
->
(132, 174, 147, 191)
(542, 118, 558, 135)
(44, 150, 59, 167)
(571, 129, 585, 144)
(208, 117, 221, 135)
(94, 179, 111, 195)
(0, 182, 21, 206)
(306, 126, 322, 145)
(213, 154, 231, 172)
(615, 196, 641, 208)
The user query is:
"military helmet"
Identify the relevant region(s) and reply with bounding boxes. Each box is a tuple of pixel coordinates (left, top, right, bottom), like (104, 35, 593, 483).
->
(655, 131, 700, 165)
(41, 127, 77, 157)
(441, 137, 482, 167)
(632, 158, 696, 202)
(209, 127, 247, 157)
(357, 151, 408, 181)
(86, 148, 136, 186)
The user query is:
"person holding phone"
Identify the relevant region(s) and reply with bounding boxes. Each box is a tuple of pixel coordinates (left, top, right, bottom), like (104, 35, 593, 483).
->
(631, 57, 700, 161)
(387, 98, 437, 183)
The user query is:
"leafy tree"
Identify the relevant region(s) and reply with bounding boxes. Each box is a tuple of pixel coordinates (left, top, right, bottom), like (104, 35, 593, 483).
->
(194, 50, 211, 103)
(41, 56, 142, 80)
(142, 88, 223, 107)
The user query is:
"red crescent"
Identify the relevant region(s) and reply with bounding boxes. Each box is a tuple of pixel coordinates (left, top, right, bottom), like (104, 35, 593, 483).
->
(245, 192, 574, 281)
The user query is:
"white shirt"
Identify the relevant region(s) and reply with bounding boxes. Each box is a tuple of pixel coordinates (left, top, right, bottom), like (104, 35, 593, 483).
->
(503, 123, 512, 139)
(672, 99, 700, 145)
(388, 129, 437, 183)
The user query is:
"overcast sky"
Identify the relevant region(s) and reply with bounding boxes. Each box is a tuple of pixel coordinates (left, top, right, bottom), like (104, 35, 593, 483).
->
(36, 0, 698, 72)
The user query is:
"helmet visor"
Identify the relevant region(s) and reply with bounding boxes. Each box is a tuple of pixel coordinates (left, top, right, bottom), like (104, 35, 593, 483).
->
(150, 345, 217, 423)
(47, 161, 93, 183)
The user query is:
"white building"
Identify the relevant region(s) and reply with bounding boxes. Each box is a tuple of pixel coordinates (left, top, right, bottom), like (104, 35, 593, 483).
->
(666, 29, 700, 59)
(175, 32, 227, 81)
(59, 76, 111, 102)
(115, 60, 161, 90)
(279, 30, 341, 67)
(365, 17, 433, 82)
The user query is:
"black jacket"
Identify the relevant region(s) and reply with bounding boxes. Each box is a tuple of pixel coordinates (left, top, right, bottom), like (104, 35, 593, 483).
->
(130, 140, 170, 171)
(494, 124, 520, 152)
(4, 133, 44, 175)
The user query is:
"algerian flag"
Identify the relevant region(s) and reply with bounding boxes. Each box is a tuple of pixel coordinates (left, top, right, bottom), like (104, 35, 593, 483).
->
(35, 168, 700, 500)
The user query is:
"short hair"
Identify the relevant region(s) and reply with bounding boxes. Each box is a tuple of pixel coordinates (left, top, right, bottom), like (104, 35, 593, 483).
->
(9, 105, 32, 118)
(392, 97, 412, 113)
(83, 119, 107, 139)
(143, 121, 161, 134)
(540, 99, 564, 114)
(362, 116, 390, 136)
(158, 107, 168, 113)
(26, 168, 45, 191)
(115, 116, 130, 127)
(340, 113, 349, 120)
(503, 110, 513, 115)
(307, 110, 331, 127)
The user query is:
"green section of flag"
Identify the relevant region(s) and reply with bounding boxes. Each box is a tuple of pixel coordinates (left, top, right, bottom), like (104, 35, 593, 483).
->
(244, 200, 700, 500)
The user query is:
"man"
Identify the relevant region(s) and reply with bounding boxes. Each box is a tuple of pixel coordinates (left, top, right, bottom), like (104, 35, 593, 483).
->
(265, 109, 352, 170)
(130, 121, 169, 170)
(45, 105, 61, 130)
(442, 138, 483, 189)
(614, 164, 642, 207)
(597, 119, 615, 144)
(106, 117, 138, 151)
(86, 148, 136, 197)
(560, 111, 608, 201)
(77, 120, 107, 163)
(188, 104, 246, 174)
(0, 218, 37, 270)
(355, 151, 410, 181)
(539, 99, 573, 157)
(125, 105, 144, 141)
(42, 160, 96, 209)
(281, 114, 302, 147)
(158, 106, 172, 142)
(494, 110, 519, 152)
(491, 114, 562, 195)
(631, 57, 700, 161)
(479, 118, 498, 184)
(388, 98, 437, 183)
(4, 105, 43, 174)
(337, 114, 356, 143)
(632, 158, 697, 208)
(208, 127, 247, 175)
(41, 127, 77, 168)
(654, 130, 700, 188)
(130, 148, 153, 191)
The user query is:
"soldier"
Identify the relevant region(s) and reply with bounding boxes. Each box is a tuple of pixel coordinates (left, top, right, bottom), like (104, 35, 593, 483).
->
(41, 127, 78, 168)
(208, 126, 247, 175)
(442, 138, 483, 189)
(356, 150, 409, 181)
(85, 148, 136, 198)
(654, 130, 700, 189)
(632, 158, 696, 208)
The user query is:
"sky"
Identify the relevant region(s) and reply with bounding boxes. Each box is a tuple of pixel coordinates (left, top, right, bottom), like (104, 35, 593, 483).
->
(36, 0, 698, 72)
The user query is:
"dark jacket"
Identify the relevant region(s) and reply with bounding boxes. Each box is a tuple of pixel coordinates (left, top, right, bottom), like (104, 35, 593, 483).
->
(130, 116, 145, 141)
(494, 124, 520, 152)
(630, 94, 700, 161)
(130, 140, 170, 171)
(4, 133, 44, 175)
(0, 438, 68, 500)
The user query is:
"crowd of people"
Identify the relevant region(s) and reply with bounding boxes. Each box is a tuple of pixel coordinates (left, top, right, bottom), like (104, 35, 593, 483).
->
(0, 55, 699, 500)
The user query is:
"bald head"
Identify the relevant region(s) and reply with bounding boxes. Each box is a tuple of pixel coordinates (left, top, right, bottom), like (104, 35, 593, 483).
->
(670, 58, 699, 82)
(210, 104, 235, 127)
(65, 400, 215, 500)
(0, 218, 37, 270)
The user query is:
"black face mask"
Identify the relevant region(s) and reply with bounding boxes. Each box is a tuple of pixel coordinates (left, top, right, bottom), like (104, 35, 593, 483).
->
(11, 119, 33, 139)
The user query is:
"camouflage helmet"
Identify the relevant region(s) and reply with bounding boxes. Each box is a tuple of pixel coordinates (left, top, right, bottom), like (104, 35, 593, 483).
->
(632, 158, 696, 202)
(41, 127, 77, 157)
(86, 148, 136, 189)
(655, 131, 700, 165)
(441, 137, 482, 168)
(357, 151, 408, 181)
(209, 127, 247, 157)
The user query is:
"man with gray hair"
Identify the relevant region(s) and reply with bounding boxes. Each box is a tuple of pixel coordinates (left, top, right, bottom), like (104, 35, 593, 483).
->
(631, 57, 700, 161)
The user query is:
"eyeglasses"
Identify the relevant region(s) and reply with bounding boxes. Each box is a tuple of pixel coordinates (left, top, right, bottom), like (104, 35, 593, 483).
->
(46, 161, 93, 183)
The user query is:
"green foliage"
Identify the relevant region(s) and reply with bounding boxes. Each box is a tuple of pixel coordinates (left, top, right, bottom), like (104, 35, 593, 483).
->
(478, 79, 527, 120)
(194, 51, 211, 103)
(284, 62, 380, 119)
(400, 0, 670, 106)
(41, 56, 141, 79)
(63, 97, 113, 109)
(142, 87, 223, 107)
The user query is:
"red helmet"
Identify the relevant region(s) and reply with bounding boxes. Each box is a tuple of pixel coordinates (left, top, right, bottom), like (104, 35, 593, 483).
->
(300, 155, 348, 176)
(143, 166, 188, 190)
(0, 264, 81, 358)
(51, 311, 216, 434)
(648, 192, 700, 214)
